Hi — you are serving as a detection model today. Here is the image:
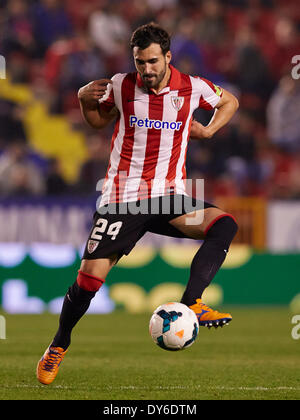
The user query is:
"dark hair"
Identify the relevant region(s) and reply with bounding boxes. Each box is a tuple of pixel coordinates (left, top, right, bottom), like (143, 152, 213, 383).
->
(130, 22, 171, 55)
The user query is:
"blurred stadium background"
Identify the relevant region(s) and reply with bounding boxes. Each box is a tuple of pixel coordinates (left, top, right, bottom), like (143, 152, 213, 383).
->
(0, 0, 300, 315)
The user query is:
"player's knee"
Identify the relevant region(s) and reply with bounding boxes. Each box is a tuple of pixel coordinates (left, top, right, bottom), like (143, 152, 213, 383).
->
(205, 214, 238, 249)
(80, 255, 117, 280)
(76, 270, 105, 292)
(221, 214, 238, 238)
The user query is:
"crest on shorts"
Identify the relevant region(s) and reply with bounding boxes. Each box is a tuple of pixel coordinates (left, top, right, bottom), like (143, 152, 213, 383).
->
(87, 240, 99, 254)
(171, 96, 184, 111)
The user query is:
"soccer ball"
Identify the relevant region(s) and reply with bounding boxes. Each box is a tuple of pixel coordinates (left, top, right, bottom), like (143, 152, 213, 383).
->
(149, 302, 199, 351)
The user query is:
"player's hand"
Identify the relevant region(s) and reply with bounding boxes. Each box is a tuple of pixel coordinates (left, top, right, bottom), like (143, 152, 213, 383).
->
(190, 119, 213, 139)
(78, 79, 112, 107)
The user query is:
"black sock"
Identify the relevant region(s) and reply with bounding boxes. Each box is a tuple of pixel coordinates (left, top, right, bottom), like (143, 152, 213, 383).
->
(51, 282, 95, 350)
(181, 216, 238, 306)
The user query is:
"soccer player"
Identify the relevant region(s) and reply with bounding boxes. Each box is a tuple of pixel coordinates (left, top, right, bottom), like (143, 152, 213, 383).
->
(37, 23, 239, 385)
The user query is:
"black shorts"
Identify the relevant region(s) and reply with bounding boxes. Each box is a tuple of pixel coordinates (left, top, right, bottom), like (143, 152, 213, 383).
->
(82, 194, 216, 261)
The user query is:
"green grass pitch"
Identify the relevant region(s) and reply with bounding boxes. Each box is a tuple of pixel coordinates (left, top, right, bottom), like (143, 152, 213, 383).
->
(0, 307, 299, 400)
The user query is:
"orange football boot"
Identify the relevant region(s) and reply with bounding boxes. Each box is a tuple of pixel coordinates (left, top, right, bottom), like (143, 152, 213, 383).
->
(189, 299, 232, 328)
(36, 346, 67, 385)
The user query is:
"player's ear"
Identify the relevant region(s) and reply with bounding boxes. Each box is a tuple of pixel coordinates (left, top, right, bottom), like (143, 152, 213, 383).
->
(165, 50, 172, 64)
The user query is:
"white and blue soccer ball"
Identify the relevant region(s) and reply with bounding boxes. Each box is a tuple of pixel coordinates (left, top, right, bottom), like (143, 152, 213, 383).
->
(149, 302, 199, 351)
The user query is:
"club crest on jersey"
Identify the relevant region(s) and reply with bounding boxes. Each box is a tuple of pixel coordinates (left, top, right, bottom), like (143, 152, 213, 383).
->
(87, 240, 99, 254)
(171, 96, 184, 111)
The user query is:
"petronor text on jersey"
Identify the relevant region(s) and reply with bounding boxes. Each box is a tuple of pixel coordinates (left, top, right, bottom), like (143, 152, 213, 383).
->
(129, 115, 183, 131)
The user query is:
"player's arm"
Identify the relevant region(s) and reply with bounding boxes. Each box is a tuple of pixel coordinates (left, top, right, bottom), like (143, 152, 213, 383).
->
(78, 79, 118, 129)
(190, 88, 239, 139)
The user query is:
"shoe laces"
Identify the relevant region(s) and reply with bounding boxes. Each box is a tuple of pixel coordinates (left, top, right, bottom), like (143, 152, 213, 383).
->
(194, 299, 218, 314)
(43, 349, 63, 372)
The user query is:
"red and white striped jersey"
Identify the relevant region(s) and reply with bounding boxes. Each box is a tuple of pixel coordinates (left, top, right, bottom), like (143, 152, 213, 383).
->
(98, 65, 222, 206)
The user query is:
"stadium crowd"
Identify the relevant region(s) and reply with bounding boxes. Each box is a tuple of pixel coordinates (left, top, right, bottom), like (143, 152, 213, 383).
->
(0, 0, 300, 199)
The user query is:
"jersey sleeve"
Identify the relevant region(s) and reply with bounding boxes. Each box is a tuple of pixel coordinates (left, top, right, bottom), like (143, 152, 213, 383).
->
(194, 77, 223, 110)
(98, 75, 117, 113)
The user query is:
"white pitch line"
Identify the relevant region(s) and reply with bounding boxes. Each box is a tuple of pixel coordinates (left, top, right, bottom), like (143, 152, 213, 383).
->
(1, 384, 299, 392)
(214, 386, 300, 391)
(119, 385, 300, 391)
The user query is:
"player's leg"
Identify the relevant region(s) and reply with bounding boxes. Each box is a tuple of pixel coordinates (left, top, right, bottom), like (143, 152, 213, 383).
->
(36, 255, 117, 385)
(50, 256, 118, 351)
(169, 206, 238, 327)
(37, 206, 149, 384)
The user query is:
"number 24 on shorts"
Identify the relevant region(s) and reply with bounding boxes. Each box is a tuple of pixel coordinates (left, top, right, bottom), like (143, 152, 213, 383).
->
(91, 218, 123, 241)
